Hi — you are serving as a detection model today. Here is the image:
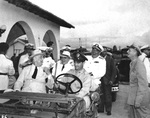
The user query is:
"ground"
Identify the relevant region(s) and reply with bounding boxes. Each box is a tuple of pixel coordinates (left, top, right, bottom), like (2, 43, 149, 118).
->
(97, 83, 129, 118)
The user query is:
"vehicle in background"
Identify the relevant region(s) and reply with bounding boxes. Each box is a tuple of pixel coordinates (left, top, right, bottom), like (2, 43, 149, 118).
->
(117, 48, 130, 82)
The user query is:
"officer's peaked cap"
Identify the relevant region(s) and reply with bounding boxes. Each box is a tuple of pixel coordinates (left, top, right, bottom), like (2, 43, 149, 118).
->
(92, 43, 104, 52)
(72, 52, 88, 62)
(140, 45, 150, 51)
(60, 50, 71, 58)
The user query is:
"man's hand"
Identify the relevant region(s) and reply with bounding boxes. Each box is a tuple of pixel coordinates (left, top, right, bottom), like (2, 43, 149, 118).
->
(135, 103, 140, 108)
(54, 83, 59, 89)
(43, 67, 51, 75)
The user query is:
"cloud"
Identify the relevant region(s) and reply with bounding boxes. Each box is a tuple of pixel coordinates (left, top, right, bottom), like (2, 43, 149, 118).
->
(60, 0, 150, 48)
(30, 0, 150, 48)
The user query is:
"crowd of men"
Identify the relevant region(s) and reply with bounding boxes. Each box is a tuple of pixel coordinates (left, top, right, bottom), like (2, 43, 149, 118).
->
(3, 41, 150, 116)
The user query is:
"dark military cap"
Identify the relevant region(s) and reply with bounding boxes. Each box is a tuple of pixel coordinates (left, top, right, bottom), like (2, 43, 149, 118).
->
(72, 52, 88, 62)
(0, 42, 9, 52)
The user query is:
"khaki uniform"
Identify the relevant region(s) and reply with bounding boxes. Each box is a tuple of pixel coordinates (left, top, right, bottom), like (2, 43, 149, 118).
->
(68, 68, 92, 109)
(127, 58, 150, 118)
(68, 68, 92, 98)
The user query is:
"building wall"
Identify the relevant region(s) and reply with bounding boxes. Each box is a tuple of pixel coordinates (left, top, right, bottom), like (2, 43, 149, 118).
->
(0, 0, 60, 60)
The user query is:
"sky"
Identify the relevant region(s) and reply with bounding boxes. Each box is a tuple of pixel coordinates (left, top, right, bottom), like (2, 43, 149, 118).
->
(29, 0, 150, 49)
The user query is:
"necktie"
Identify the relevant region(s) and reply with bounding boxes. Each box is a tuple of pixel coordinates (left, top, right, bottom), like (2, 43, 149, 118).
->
(32, 66, 38, 79)
(61, 65, 65, 71)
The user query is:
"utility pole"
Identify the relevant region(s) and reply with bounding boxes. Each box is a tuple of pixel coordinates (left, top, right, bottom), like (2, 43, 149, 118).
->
(79, 38, 82, 47)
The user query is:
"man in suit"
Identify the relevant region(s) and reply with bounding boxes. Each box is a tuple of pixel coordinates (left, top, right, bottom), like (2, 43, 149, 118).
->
(14, 49, 54, 93)
(99, 49, 117, 115)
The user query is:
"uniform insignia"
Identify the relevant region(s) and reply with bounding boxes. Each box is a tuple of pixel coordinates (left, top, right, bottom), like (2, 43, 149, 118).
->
(76, 53, 80, 59)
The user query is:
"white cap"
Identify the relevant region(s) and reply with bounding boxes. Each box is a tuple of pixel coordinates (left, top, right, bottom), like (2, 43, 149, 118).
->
(140, 45, 150, 50)
(61, 45, 71, 51)
(37, 46, 53, 51)
(60, 51, 71, 58)
(92, 43, 104, 52)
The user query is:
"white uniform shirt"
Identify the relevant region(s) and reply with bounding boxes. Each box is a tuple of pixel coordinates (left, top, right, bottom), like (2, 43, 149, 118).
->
(18, 53, 29, 74)
(84, 55, 106, 91)
(139, 53, 150, 83)
(52, 59, 74, 77)
(0, 54, 15, 90)
(14, 64, 53, 93)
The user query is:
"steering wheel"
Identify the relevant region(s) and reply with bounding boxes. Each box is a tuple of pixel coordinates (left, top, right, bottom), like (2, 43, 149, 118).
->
(55, 73, 83, 94)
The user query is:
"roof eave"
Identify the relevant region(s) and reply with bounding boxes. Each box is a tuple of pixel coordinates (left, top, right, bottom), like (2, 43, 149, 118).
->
(4, 0, 75, 28)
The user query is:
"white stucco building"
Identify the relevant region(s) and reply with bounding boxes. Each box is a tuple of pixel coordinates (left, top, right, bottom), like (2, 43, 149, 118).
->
(0, 0, 74, 60)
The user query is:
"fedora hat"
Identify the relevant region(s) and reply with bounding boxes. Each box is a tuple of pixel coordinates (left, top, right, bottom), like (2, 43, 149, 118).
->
(29, 49, 43, 59)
